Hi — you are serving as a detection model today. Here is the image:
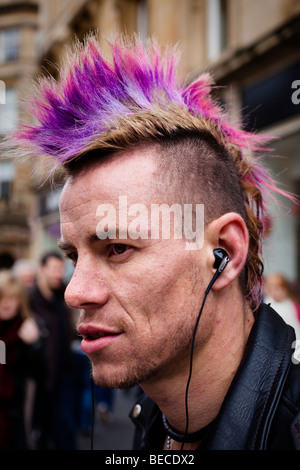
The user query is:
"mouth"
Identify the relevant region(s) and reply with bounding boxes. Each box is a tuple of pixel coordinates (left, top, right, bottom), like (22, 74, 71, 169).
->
(84, 332, 114, 340)
(77, 324, 123, 354)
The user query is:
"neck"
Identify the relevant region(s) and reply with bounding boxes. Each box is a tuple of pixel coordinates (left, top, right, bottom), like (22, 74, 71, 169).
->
(141, 288, 254, 436)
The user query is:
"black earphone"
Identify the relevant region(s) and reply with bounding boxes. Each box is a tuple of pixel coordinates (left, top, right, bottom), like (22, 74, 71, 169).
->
(208, 248, 230, 292)
(181, 248, 229, 449)
(90, 248, 229, 451)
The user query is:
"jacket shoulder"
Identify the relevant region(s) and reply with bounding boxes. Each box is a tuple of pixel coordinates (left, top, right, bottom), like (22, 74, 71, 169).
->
(268, 330, 300, 449)
(283, 359, 300, 449)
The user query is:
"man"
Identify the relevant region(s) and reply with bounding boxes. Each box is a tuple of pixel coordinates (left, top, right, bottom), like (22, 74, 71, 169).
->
(5, 35, 300, 450)
(29, 252, 77, 449)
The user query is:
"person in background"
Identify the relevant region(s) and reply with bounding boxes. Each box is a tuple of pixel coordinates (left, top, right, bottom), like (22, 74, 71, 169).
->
(29, 251, 77, 450)
(13, 259, 36, 290)
(96, 386, 115, 424)
(0, 270, 45, 450)
(264, 272, 300, 339)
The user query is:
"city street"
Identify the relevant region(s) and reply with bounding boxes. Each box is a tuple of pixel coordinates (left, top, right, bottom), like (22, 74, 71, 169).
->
(78, 388, 138, 451)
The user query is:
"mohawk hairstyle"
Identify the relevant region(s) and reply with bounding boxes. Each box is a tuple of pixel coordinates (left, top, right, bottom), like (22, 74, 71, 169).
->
(3, 33, 297, 310)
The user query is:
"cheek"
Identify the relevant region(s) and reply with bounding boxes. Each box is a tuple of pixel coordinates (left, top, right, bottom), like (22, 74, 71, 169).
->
(119, 256, 200, 331)
(10, 299, 20, 312)
(142, 253, 200, 307)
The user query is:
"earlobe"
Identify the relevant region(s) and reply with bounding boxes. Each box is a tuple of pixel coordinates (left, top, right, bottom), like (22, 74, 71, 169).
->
(207, 213, 249, 291)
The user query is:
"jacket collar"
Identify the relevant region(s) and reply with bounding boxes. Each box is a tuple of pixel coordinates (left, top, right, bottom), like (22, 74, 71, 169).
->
(130, 304, 295, 450)
(206, 303, 294, 449)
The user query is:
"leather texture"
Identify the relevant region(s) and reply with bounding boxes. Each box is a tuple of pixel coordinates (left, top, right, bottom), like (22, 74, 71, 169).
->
(130, 303, 300, 450)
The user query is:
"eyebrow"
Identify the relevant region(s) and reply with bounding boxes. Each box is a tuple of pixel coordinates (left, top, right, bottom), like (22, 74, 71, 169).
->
(57, 233, 102, 252)
(57, 239, 75, 252)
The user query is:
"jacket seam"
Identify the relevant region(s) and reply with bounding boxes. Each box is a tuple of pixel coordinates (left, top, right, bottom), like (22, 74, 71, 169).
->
(281, 395, 299, 418)
(293, 417, 300, 444)
(252, 328, 291, 449)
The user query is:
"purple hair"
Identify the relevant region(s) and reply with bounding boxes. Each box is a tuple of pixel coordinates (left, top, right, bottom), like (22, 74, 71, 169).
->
(12, 34, 271, 162)
(6, 34, 298, 309)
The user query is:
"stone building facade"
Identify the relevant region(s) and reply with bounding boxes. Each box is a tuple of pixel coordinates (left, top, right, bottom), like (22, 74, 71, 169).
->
(0, 0, 40, 267)
(1, 0, 300, 283)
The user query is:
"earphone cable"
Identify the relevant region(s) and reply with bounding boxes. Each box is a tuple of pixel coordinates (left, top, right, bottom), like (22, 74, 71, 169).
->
(90, 376, 94, 451)
(181, 290, 209, 450)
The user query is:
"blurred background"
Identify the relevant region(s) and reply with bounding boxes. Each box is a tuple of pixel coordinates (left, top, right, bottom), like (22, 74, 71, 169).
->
(0, 0, 300, 288)
(0, 0, 300, 450)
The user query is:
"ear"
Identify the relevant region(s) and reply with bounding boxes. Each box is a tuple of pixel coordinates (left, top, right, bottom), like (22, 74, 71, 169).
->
(206, 213, 249, 291)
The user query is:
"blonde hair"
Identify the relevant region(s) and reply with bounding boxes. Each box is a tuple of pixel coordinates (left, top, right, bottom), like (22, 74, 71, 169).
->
(0, 270, 32, 320)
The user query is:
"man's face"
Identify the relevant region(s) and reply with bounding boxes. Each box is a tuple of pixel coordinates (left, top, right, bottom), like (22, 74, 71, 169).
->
(41, 257, 64, 291)
(59, 148, 209, 389)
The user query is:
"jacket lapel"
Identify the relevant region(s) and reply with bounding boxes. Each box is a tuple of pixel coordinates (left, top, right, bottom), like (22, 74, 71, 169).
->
(206, 304, 294, 450)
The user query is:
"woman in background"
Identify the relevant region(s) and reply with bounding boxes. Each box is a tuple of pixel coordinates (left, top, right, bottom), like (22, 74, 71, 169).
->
(264, 272, 300, 340)
(0, 270, 46, 450)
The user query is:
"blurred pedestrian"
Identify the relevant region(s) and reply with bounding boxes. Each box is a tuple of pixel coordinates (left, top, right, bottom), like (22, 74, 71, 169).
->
(29, 251, 77, 449)
(264, 273, 300, 339)
(13, 259, 36, 290)
(96, 387, 115, 424)
(0, 270, 45, 450)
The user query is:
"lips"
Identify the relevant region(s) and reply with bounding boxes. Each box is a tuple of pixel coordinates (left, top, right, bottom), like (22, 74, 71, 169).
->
(77, 324, 123, 354)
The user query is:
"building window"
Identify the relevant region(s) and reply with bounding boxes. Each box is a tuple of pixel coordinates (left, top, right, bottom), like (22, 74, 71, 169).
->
(0, 87, 18, 133)
(206, 0, 227, 62)
(0, 161, 14, 200)
(137, 0, 148, 44)
(0, 29, 19, 64)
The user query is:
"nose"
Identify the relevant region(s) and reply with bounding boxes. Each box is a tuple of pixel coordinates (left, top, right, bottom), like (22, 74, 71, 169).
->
(64, 261, 109, 310)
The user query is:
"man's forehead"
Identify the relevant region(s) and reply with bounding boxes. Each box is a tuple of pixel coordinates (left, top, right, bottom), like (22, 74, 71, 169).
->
(73, 146, 158, 179)
(60, 149, 161, 209)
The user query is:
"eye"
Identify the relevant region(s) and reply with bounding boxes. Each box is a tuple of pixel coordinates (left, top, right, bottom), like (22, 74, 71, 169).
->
(108, 244, 131, 257)
(65, 252, 78, 266)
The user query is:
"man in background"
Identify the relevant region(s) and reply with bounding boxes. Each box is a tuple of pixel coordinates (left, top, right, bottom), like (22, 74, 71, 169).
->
(29, 251, 77, 449)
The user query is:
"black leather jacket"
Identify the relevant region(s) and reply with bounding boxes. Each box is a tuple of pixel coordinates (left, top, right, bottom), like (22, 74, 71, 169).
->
(130, 303, 300, 450)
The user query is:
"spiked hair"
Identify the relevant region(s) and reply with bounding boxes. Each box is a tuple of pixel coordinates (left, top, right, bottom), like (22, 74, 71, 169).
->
(4, 34, 297, 310)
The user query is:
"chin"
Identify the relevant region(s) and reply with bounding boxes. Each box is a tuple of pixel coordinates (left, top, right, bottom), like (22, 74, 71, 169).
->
(92, 370, 139, 390)
(92, 358, 173, 394)
(90, 359, 158, 391)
